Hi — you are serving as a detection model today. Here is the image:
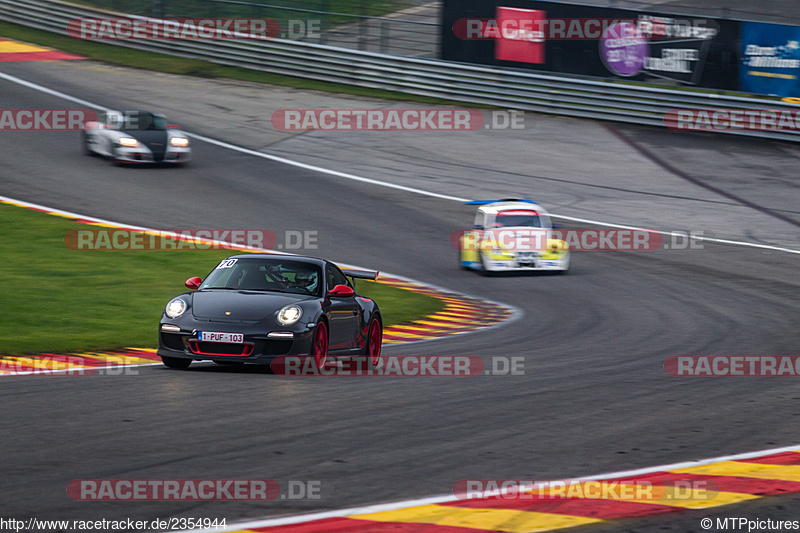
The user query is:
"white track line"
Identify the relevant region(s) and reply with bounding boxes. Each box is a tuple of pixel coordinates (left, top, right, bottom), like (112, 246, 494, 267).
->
(1, 70, 798, 255)
(186, 443, 800, 532)
(553, 214, 800, 255)
(0, 71, 110, 111)
(189, 132, 469, 203)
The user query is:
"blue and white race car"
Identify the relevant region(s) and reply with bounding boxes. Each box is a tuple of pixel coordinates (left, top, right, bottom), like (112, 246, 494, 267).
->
(83, 110, 191, 165)
(459, 199, 569, 274)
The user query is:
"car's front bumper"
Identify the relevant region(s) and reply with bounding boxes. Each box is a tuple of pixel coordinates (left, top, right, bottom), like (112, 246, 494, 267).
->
(114, 146, 191, 164)
(157, 323, 316, 364)
(464, 253, 570, 271)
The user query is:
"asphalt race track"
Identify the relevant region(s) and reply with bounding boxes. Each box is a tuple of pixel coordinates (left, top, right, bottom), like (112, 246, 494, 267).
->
(1, 58, 800, 531)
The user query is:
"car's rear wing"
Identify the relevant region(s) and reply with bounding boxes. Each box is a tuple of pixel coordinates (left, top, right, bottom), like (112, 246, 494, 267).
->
(342, 268, 379, 281)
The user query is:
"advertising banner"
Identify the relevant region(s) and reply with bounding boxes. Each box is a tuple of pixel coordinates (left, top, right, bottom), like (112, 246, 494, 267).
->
(495, 7, 545, 63)
(740, 22, 800, 97)
(441, 0, 739, 90)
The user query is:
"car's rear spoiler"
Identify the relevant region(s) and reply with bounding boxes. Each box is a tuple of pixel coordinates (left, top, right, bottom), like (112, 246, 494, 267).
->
(342, 269, 379, 281)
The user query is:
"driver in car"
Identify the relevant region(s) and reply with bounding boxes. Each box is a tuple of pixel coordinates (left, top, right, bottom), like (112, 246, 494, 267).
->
(293, 270, 319, 295)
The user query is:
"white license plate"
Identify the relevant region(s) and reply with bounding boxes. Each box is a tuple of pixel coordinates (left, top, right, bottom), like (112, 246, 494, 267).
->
(198, 331, 244, 343)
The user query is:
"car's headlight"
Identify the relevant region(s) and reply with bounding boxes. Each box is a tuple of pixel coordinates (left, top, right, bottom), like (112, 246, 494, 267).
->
(165, 298, 187, 318)
(170, 137, 189, 147)
(118, 137, 139, 147)
(277, 305, 303, 326)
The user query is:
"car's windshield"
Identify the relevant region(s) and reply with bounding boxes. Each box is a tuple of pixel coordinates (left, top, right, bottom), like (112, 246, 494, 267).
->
(119, 112, 167, 131)
(491, 210, 543, 228)
(199, 258, 322, 297)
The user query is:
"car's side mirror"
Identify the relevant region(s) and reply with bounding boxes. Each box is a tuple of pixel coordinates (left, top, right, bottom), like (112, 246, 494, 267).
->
(551, 223, 562, 229)
(329, 284, 355, 298)
(473, 224, 484, 230)
(185, 276, 202, 290)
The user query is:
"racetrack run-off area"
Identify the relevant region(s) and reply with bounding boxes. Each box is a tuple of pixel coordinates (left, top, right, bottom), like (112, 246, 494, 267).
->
(0, 38, 82, 62)
(221, 448, 800, 532)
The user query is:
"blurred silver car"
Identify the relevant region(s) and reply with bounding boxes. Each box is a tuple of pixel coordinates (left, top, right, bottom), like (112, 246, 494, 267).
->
(83, 110, 191, 165)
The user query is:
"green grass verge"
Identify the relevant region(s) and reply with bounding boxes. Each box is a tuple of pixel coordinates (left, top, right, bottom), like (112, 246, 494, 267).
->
(356, 279, 443, 330)
(0, 20, 460, 105)
(0, 202, 444, 355)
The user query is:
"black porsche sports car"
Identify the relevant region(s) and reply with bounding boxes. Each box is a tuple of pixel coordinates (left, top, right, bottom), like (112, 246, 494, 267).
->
(157, 254, 382, 370)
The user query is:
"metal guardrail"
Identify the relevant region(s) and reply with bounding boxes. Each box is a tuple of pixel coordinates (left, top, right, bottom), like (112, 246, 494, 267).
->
(2, 0, 799, 142)
(66, 0, 442, 57)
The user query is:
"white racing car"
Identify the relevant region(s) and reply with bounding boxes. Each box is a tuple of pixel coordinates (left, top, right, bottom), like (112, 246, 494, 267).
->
(459, 199, 570, 274)
(83, 110, 191, 165)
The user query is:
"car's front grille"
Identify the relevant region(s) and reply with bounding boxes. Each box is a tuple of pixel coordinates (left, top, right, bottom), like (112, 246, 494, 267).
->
(260, 340, 294, 356)
(188, 341, 254, 356)
(144, 142, 166, 162)
(160, 332, 186, 351)
(514, 251, 538, 265)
